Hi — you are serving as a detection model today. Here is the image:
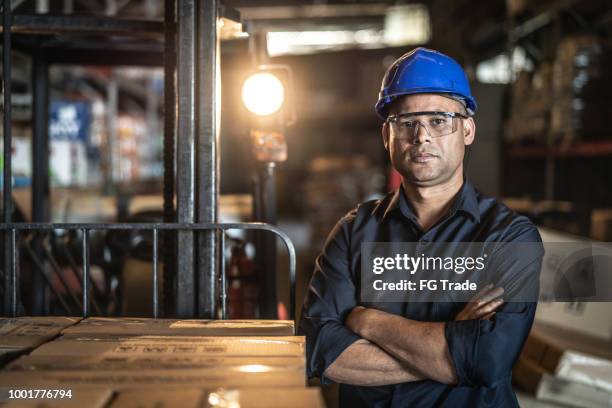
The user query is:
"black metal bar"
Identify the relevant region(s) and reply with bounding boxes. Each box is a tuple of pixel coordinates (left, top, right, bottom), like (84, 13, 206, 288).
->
(255, 163, 278, 318)
(3, 0, 14, 316)
(163, 0, 177, 318)
(0, 220, 232, 229)
(7, 14, 163, 38)
(31, 54, 50, 315)
(195, 0, 219, 319)
(62, 244, 103, 316)
(153, 228, 159, 318)
(289, 242, 296, 326)
(219, 229, 226, 319)
(82, 228, 89, 317)
(0, 222, 286, 232)
(175, 0, 197, 318)
(11, 228, 17, 316)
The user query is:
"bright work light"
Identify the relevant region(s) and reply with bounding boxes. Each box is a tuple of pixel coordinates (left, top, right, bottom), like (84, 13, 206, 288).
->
(241, 72, 285, 116)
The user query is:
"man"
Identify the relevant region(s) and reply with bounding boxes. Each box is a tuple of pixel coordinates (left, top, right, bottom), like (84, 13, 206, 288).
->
(298, 47, 543, 407)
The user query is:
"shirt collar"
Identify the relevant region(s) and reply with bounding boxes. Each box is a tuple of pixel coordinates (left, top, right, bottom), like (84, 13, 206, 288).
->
(383, 180, 481, 223)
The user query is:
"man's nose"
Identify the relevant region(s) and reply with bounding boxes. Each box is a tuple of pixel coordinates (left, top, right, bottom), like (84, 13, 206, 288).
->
(412, 123, 431, 144)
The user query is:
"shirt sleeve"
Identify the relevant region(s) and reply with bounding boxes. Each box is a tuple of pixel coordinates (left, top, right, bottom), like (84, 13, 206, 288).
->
(298, 211, 361, 384)
(444, 221, 544, 388)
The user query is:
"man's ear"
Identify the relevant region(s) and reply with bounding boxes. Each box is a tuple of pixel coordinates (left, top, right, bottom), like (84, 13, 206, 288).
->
(463, 117, 476, 146)
(382, 122, 390, 151)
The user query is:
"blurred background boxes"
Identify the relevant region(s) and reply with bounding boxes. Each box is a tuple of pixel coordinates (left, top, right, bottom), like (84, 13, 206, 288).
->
(513, 322, 612, 408)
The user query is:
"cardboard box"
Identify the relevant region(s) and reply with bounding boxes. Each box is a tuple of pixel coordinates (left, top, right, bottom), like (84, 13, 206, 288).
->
(513, 356, 612, 408)
(0, 368, 306, 389)
(0, 347, 29, 367)
(523, 323, 612, 373)
(110, 389, 203, 408)
(516, 323, 612, 400)
(30, 336, 305, 359)
(61, 318, 295, 337)
(200, 387, 326, 408)
(7, 354, 305, 372)
(555, 353, 612, 393)
(108, 387, 326, 408)
(591, 208, 612, 241)
(0, 388, 112, 408)
(0, 317, 81, 349)
(536, 375, 612, 408)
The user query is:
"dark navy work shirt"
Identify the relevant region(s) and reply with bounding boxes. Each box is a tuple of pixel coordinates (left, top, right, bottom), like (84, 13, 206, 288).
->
(298, 181, 543, 408)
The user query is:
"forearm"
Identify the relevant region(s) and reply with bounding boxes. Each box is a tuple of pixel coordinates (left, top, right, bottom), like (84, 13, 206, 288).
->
(324, 339, 425, 386)
(358, 310, 457, 384)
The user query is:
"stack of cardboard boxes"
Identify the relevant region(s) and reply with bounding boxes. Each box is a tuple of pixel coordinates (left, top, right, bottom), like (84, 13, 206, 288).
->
(0, 317, 325, 407)
(513, 323, 612, 408)
(0, 317, 82, 366)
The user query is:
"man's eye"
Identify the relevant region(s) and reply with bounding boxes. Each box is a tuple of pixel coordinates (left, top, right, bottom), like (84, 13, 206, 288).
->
(430, 118, 448, 127)
(399, 121, 417, 128)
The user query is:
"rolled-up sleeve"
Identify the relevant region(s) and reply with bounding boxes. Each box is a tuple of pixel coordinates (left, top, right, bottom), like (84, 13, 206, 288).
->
(298, 212, 361, 384)
(445, 223, 544, 388)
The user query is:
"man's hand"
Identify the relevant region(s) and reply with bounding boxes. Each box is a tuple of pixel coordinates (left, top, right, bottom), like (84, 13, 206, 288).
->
(455, 284, 504, 321)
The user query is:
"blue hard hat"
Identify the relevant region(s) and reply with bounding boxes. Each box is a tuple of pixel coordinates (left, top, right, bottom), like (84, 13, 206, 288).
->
(375, 47, 477, 119)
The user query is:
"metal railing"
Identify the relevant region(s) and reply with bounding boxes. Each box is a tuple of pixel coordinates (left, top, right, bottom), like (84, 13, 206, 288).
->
(0, 222, 297, 321)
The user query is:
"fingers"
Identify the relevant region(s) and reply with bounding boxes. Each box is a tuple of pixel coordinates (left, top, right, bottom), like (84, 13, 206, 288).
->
(457, 298, 503, 321)
(470, 283, 494, 302)
(473, 298, 504, 318)
(470, 284, 504, 304)
(475, 287, 504, 307)
(456, 284, 505, 321)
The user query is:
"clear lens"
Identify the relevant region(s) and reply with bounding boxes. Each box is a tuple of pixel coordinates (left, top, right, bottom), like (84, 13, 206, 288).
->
(390, 112, 460, 139)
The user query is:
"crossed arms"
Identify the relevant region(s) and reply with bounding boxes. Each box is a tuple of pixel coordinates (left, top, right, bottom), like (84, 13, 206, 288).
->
(324, 285, 504, 386)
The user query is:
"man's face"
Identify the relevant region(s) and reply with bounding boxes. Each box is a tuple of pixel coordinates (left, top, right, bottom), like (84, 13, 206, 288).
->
(382, 94, 475, 187)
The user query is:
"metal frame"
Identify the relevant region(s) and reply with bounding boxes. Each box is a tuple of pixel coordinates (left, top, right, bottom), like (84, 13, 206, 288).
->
(0, 222, 297, 324)
(2, 3, 296, 322)
(196, 0, 220, 319)
(175, 0, 197, 318)
(3, 0, 15, 316)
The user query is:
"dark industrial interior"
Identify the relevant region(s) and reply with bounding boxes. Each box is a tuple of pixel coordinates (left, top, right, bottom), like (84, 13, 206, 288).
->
(1, 1, 612, 407)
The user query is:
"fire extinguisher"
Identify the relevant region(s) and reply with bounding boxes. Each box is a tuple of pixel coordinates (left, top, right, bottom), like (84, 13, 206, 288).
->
(227, 239, 258, 318)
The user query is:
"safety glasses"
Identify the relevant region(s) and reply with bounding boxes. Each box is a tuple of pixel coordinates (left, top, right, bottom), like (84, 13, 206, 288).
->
(387, 111, 468, 139)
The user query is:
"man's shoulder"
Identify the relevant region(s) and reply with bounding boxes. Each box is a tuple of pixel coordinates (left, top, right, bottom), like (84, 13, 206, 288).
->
(474, 188, 541, 242)
(339, 192, 396, 226)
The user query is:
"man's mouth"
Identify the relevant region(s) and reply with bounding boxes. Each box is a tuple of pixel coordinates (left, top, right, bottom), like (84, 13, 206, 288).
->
(410, 152, 438, 163)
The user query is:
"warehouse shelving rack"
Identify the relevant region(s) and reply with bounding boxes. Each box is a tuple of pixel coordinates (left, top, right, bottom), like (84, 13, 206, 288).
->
(503, 0, 612, 202)
(1, 2, 297, 323)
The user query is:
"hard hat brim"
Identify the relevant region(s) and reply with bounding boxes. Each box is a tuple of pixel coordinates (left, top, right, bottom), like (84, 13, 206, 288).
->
(375, 89, 477, 119)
